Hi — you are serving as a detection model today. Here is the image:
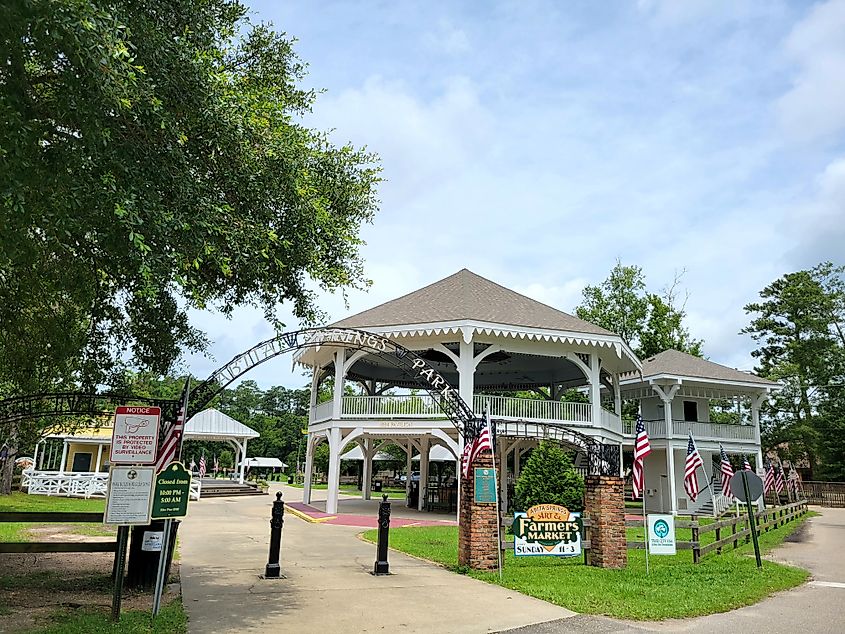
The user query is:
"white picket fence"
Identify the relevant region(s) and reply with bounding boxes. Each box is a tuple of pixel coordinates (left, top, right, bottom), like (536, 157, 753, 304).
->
(22, 469, 202, 500)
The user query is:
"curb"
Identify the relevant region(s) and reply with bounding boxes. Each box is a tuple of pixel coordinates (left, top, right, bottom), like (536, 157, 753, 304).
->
(285, 505, 337, 524)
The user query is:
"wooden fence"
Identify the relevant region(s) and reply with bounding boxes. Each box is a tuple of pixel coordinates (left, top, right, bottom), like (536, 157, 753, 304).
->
(800, 481, 845, 508)
(0, 511, 115, 554)
(626, 500, 808, 564)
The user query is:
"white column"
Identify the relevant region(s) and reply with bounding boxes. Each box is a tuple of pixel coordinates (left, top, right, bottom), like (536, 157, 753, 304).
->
(363, 438, 373, 501)
(405, 441, 412, 503)
(95, 444, 103, 472)
(309, 367, 319, 423)
(418, 436, 430, 511)
(239, 439, 248, 484)
(59, 441, 69, 474)
(456, 338, 475, 518)
(326, 427, 342, 514)
(589, 353, 602, 426)
(653, 383, 680, 515)
(613, 374, 622, 416)
(332, 349, 346, 420)
(751, 393, 766, 472)
(32, 441, 40, 472)
(303, 435, 315, 504)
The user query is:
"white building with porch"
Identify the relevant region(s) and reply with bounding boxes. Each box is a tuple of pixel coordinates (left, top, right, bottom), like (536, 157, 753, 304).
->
(299, 269, 774, 517)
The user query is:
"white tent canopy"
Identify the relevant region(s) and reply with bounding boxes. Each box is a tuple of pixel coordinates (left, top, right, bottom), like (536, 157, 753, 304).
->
(240, 457, 287, 469)
(412, 445, 458, 463)
(340, 446, 395, 462)
(185, 408, 259, 483)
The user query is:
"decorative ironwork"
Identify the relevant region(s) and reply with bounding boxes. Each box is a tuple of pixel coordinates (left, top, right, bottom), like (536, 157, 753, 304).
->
(0, 392, 179, 426)
(189, 328, 477, 435)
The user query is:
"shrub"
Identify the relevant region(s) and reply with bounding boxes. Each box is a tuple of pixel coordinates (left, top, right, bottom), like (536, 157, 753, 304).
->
(514, 441, 584, 512)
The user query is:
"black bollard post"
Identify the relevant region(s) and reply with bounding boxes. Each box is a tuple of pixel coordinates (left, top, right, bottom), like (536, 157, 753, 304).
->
(265, 491, 285, 578)
(373, 494, 391, 575)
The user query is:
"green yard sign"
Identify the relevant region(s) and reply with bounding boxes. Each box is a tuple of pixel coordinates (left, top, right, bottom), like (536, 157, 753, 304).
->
(152, 462, 191, 519)
(474, 468, 497, 504)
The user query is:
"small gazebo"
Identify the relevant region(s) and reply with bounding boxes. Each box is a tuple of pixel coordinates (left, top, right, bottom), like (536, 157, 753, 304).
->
(184, 408, 259, 484)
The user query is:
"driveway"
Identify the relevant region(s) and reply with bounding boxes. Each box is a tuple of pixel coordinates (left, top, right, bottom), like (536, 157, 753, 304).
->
(179, 484, 574, 633)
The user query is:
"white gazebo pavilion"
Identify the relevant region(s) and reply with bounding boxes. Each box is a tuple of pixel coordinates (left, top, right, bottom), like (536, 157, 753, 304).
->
(185, 408, 260, 484)
(297, 269, 641, 514)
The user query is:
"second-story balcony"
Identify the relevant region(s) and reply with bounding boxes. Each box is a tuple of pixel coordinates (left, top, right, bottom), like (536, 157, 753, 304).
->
(622, 418, 757, 443)
(312, 394, 622, 432)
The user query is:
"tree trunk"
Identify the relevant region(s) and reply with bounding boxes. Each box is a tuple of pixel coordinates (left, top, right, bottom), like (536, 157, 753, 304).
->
(1, 422, 20, 495)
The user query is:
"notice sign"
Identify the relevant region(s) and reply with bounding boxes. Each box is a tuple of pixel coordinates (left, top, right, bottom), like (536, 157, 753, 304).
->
(514, 504, 582, 557)
(110, 406, 161, 464)
(142, 531, 163, 552)
(105, 466, 155, 525)
(647, 514, 677, 555)
(474, 468, 497, 503)
(152, 462, 191, 519)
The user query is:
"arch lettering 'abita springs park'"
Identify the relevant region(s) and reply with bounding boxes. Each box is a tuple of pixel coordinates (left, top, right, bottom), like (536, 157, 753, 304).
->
(188, 328, 478, 436)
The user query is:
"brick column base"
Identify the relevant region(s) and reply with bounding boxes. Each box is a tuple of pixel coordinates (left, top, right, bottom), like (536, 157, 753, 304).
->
(584, 475, 627, 569)
(458, 452, 500, 570)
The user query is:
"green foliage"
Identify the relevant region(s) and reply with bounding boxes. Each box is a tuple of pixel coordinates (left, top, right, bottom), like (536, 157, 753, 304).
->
(743, 261, 845, 477)
(514, 441, 584, 512)
(576, 262, 702, 358)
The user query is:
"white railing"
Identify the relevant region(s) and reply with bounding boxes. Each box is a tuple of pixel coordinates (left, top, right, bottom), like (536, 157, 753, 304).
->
(342, 394, 442, 418)
(190, 478, 202, 501)
(313, 400, 334, 423)
(600, 408, 623, 435)
(23, 470, 109, 498)
(713, 493, 733, 517)
(474, 395, 592, 424)
(622, 418, 668, 437)
(672, 420, 755, 441)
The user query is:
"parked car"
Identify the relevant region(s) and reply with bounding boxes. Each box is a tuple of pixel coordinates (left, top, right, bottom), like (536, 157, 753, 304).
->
(399, 471, 420, 483)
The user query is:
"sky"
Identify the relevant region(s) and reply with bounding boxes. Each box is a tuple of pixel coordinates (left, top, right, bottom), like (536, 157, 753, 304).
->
(184, 0, 845, 389)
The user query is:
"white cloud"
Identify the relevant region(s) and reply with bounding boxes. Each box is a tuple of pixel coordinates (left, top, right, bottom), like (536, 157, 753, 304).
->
(777, 0, 845, 142)
(422, 20, 470, 55)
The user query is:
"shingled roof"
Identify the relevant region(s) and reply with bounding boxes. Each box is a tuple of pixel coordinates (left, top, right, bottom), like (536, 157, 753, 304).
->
(330, 269, 614, 336)
(640, 349, 777, 386)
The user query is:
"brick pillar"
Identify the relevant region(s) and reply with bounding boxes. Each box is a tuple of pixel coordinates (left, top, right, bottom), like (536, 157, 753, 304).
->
(584, 475, 627, 569)
(458, 452, 500, 570)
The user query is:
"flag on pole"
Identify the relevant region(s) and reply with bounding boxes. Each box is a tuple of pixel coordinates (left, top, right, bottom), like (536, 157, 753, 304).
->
(199, 454, 207, 478)
(461, 416, 493, 478)
(763, 461, 775, 494)
(774, 464, 785, 493)
(743, 455, 752, 471)
(684, 434, 704, 502)
(719, 445, 734, 497)
(155, 401, 187, 472)
(189, 457, 196, 472)
(213, 454, 219, 474)
(632, 415, 652, 498)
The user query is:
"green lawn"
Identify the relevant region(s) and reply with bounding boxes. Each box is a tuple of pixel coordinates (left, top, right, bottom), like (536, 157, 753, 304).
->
(26, 599, 186, 634)
(0, 493, 107, 542)
(362, 515, 811, 620)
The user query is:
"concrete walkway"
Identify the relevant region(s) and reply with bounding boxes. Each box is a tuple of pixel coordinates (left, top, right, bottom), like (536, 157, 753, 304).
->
(501, 506, 845, 634)
(180, 484, 574, 633)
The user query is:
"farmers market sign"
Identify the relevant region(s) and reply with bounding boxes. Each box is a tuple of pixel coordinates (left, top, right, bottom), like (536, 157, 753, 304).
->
(513, 504, 582, 557)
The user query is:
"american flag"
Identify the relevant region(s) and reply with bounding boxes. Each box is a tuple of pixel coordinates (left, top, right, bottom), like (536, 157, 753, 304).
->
(743, 455, 752, 471)
(684, 434, 704, 502)
(763, 462, 775, 494)
(632, 415, 651, 498)
(155, 403, 186, 472)
(213, 455, 219, 474)
(199, 454, 207, 478)
(774, 464, 785, 493)
(719, 445, 734, 497)
(461, 415, 493, 478)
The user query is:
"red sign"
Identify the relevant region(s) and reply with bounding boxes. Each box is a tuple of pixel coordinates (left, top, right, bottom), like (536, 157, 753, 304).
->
(110, 406, 161, 464)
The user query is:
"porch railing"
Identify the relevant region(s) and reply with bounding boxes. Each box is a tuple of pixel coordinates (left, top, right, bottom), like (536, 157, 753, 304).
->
(341, 394, 442, 418)
(313, 400, 334, 423)
(23, 469, 202, 501)
(622, 419, 755, 442)
(475, 395, 592, 424)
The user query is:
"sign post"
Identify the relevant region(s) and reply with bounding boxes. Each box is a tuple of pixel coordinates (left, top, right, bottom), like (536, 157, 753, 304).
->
(647, 514, 677, 555)
(731, 470, 764, 569)
(110, 407, 161, 465)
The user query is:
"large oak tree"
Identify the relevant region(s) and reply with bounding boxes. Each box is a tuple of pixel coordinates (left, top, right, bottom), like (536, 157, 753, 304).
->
(0, 1, 380, 492)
